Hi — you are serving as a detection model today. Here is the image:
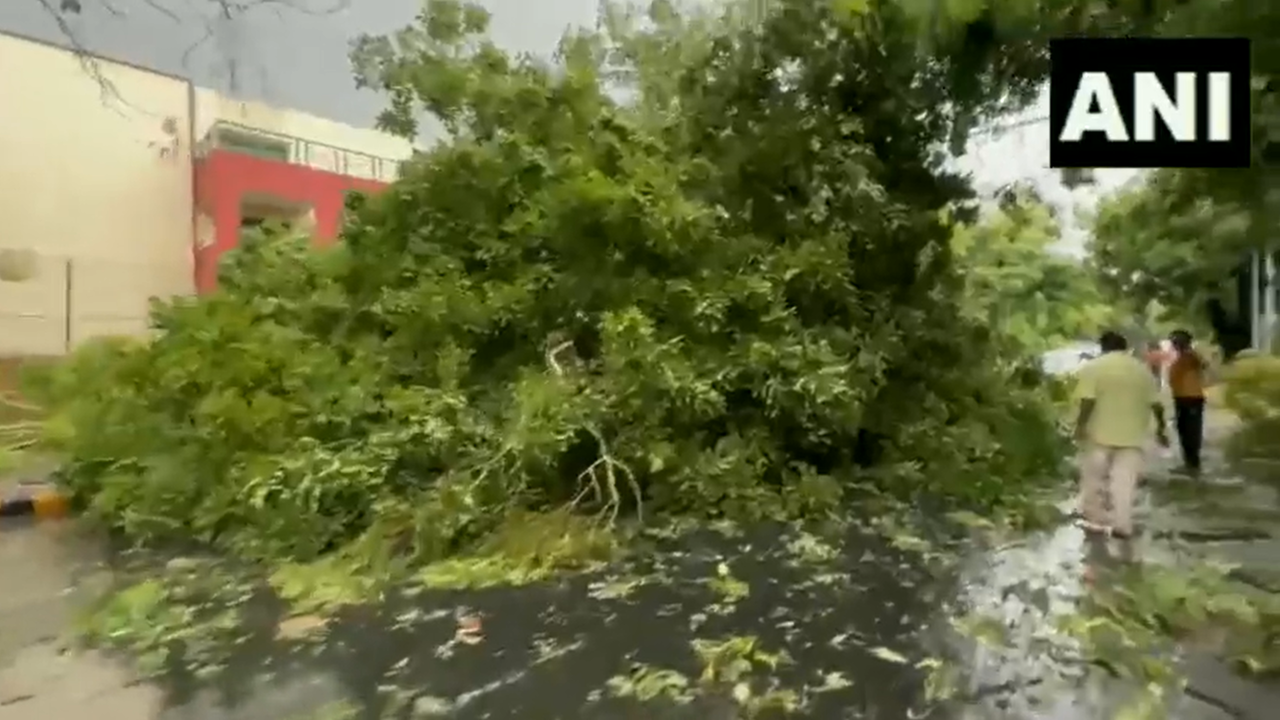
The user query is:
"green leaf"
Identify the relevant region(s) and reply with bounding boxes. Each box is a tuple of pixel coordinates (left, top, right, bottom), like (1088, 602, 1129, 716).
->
(869, 646, 910, 664)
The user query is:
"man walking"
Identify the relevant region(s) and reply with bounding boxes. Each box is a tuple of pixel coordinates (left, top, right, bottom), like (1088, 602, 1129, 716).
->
(1167, 329, 1207, 476)
(1073, 331, 1169, 538)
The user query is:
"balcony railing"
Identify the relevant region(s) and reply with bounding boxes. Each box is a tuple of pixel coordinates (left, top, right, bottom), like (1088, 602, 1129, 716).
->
(196, 121, 403, 184)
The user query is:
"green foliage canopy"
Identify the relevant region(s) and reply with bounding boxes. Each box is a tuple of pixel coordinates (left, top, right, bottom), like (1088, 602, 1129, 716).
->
(1222, 354, 1280, 462)
(952, 198, 1117, 351)
(33, 0, 1081, 566)
(1091, 168, 1271, 318)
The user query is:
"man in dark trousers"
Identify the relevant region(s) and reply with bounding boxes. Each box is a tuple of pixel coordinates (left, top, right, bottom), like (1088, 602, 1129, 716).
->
(1167, 330, 1207, 476)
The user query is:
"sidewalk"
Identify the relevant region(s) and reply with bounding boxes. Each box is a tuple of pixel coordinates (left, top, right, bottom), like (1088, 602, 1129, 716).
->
(1143, 408, 1280, 577)
(1136, 407, 1280, 719)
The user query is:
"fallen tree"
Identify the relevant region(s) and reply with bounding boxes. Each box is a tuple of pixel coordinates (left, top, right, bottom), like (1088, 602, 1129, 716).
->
(28, 0, 1074, 567)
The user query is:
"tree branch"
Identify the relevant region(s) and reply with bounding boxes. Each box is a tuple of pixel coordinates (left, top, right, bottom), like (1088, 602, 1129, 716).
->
(36, 0, 351, 102)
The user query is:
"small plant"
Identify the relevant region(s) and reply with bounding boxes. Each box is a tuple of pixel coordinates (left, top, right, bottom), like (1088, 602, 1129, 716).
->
(1221, 354, 1280, 463)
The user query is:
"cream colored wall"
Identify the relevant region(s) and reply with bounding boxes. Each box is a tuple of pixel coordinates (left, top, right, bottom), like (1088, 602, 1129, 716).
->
(0, 34, 194, 357)
(193, 90, 415, 183)
(0, 35, 418, 358)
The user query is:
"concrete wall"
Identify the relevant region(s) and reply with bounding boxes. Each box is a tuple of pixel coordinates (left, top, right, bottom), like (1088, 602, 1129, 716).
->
(0, 32, 420, 355)
(0, 33, 195, 356)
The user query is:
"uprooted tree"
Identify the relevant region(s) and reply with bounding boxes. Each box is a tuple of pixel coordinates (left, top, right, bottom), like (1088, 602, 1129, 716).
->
(26, 0, 1152, 567)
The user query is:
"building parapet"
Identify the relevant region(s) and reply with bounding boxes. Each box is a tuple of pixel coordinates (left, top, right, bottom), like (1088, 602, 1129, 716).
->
(196, 120, 403, 184)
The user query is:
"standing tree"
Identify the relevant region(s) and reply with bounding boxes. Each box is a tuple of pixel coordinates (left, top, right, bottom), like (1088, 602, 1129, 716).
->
(1075, 0, 1276, 356)
(952, 196, 1118, 352)
(1090, 168, 1265, 357)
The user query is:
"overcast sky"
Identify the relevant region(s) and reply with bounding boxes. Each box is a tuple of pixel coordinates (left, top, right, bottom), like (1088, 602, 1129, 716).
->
(0, 0, 594, 128)
(955, 91, 1141, 254)
(0, 0, 1138, 252)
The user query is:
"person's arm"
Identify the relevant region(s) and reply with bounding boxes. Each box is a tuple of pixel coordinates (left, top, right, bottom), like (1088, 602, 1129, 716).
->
(1073, 366, 1096, 442)
(1148, 371, 1169, 445)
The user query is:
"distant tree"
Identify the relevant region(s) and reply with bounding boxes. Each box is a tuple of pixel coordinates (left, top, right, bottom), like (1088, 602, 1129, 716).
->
(951, 197, 1118, 353)
(1065, 0, 1275, 358)
(1089, 168, 1274, 358)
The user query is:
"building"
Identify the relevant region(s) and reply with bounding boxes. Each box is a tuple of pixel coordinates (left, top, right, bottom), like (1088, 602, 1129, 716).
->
(0, 31, 416, 357)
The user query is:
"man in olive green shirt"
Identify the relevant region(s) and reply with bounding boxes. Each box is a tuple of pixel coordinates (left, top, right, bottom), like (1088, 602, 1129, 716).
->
(1073, 332, 1169, 538)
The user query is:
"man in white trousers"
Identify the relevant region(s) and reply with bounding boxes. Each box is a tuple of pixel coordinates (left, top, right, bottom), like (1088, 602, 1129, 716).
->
(1073, 331, 1169, 539)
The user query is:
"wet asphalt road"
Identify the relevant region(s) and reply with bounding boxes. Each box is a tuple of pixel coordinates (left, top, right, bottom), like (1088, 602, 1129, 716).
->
(2, 410, 1279, 720)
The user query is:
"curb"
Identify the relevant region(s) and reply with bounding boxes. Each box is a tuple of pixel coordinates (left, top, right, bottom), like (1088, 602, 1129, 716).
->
(0, 483, 69, 522)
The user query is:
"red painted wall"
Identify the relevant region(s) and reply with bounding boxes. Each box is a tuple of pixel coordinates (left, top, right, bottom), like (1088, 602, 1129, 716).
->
(193, 149, 388, 293)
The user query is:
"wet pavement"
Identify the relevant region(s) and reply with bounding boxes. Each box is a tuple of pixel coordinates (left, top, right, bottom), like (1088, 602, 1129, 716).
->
(2, 409, 1279, 720)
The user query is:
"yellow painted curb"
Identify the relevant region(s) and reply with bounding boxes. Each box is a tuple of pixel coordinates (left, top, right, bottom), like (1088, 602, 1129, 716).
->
(0, 487, 69, 521)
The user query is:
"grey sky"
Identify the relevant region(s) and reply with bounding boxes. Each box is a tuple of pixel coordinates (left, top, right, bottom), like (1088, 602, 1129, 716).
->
(956, 91, 1140, 254)
(1, 0, 1135, 251)
(0, 0, 595, 128)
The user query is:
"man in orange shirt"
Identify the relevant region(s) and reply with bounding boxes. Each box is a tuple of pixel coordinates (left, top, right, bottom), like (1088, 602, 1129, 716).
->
(1167, 329, 1206, 476)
